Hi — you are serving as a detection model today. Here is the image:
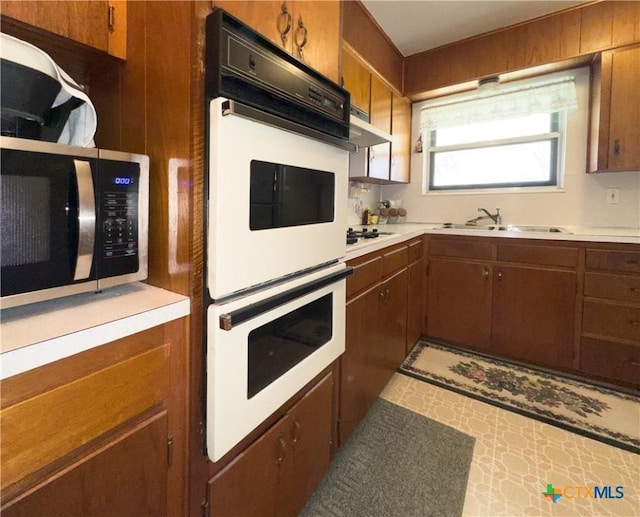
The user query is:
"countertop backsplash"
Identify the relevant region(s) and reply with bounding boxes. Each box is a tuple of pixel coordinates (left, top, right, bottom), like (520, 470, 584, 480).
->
(347, 181, 381, 227)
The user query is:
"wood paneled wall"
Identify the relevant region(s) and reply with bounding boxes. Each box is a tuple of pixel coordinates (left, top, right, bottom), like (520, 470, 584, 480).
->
(404, 1, 640, 98)
(342, 0, 403, 93)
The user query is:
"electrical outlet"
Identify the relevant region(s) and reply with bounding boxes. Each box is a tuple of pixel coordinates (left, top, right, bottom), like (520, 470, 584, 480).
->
(606, 189, 620, 204)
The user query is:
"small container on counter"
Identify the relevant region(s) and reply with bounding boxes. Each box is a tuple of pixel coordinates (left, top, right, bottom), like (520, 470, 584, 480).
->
(388, 208, 399, 224)
(378, 207, 389, 224)
(398, 207, 407, 223)
(361, 208, 370, 225)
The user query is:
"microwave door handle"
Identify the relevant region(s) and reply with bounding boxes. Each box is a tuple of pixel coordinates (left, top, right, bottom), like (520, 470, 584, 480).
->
(219, 266, 353, 331)
(73, 159, 96, 280)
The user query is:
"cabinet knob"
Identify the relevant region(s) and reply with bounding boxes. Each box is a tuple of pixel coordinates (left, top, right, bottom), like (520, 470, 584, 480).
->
(613, 139, 621, 156)
(278, 2, 292, 46)
(482, 267, 490, 278)
(497, 271, 503, 279)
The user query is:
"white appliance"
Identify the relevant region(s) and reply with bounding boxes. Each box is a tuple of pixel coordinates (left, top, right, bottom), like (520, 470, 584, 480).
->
(207, 97, 348, 301)
(204, 9, 353, 462)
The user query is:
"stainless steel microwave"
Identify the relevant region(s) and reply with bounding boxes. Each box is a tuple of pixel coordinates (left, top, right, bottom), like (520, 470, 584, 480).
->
(0, 137, 149, 309)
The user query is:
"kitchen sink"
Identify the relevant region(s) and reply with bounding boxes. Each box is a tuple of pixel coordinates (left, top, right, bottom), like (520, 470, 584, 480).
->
(439, 223, 570, 234)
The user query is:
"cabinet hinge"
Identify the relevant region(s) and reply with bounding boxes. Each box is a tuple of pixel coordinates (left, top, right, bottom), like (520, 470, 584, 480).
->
(167, 433, 174, 467)
(201, 499, 209, 517)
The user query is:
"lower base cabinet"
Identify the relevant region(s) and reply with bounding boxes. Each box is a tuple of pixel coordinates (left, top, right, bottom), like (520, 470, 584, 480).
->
(207, 373, 333, 517)
(3, 412, 169, 517)
(340, 242, 412, 446)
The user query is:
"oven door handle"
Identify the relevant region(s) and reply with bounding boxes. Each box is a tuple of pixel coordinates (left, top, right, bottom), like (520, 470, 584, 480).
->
(219, 267, 353, 331)
(221, 99, 356, 153)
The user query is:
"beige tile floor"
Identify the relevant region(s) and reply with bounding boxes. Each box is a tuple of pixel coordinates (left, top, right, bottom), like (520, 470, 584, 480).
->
(380, 373, 640, 517)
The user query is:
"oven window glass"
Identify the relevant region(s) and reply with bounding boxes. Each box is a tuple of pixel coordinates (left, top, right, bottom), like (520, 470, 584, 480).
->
(249, 160, 334, 230)
(247, 294, 333, 398)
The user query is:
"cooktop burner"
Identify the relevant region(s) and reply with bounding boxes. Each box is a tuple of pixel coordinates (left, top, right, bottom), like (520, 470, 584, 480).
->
(346, 227, 380, 245)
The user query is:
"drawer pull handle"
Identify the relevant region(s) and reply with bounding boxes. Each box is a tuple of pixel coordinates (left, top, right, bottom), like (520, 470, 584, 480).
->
(292, 418, 302, 448)
(629, 360, 640, 368)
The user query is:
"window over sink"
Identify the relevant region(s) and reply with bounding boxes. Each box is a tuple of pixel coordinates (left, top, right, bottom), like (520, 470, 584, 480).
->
(420, 72, 579, 193)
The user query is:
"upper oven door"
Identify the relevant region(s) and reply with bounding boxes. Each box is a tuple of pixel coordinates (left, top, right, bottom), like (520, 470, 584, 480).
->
(207, 97, 349, 301)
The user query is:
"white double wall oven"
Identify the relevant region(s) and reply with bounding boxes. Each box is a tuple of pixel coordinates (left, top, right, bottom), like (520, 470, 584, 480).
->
(205, 98, 351, 461)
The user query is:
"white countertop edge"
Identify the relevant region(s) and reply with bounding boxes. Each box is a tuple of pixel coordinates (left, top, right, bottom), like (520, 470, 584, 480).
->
(344, 224, 640, 261)
(0, 296, 190, 380)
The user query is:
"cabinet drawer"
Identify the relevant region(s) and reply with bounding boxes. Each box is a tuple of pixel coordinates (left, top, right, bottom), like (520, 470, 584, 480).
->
(497, 244, 578, 268)
(584, 272, 640, 303)
(586, 249, 640, 274)
(408, 238, 424, 263)
(580, 337, 640, 386)
(382, 246, 408, 277)
(346, 255, 383, 299)
(429, 237, 492, 260)
(582, 300, 640, 343)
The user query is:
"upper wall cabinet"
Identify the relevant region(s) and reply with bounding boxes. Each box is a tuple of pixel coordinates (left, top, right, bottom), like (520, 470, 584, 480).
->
(344, 46, 411, 185)
(588, 44, 640, 173)
(0, 1, 127, 59)
(342, 47, 371, 115)
(213, 1, 340, 83)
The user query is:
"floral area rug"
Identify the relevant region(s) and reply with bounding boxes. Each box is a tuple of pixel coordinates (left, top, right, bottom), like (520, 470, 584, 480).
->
(399, 340, 640, 454)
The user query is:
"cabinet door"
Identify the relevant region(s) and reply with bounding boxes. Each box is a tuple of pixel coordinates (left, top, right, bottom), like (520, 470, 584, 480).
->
(590, 45, 640, 172)
(390, 94, 411, 183)
(368, 75, 392, 181)
(407, 258, 426, 354)
(207, 415, 290, 517)
(342, 49, 371, 114)
(340, 285, 382, 445)
(427, 259, 492, 350)
(214, 1, 285, 50)
(291, 1, 340, 83)
(0, 1, 123, 57)
(380, 269, 409, 371)
(281, 373, 333, 516)
(492, 266, 576, 369)
(607, 45, 640, 171)
(3, 412, 168, 517)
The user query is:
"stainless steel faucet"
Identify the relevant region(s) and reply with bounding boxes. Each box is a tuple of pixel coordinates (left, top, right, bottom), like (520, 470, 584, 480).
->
(468, 207, 501, 225)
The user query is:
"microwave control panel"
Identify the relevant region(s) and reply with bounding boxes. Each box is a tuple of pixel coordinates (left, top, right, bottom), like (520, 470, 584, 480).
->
(98, 160, 140, 277)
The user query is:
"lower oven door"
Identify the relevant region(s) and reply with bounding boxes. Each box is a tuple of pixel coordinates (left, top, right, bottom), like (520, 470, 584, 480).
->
(206, 263, 349, 462)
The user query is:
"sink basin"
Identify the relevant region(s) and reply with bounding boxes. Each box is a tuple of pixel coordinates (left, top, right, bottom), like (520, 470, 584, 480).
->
(497, 225, 570, 233)
(439, 223, 570, 234)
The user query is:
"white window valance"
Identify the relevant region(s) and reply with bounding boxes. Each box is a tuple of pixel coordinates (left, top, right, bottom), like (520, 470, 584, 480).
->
(420, 78, 578, 130)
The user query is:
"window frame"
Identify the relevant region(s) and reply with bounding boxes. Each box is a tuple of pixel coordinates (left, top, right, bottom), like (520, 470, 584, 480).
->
(424, 110, 567, 193)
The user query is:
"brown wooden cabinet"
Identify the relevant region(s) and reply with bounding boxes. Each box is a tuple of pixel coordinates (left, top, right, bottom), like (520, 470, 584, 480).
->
(407, 238, 427, 354)
(207, 373, 333, 517)
(427, 258, 493, 351)
(214, 0, 340, 83)
(391, 93, 412, 183)
(426, 236, 578, 371)
(341, 47, 371, 114)
(343, 44, 412, 185)
(580, 247, 640, 387)
(588, 44, 640, 173)
(0, 320, 187, 516)
(2, 412, 168, 517)
(340, 242, 410, 446)
(0, 0, 127, 59)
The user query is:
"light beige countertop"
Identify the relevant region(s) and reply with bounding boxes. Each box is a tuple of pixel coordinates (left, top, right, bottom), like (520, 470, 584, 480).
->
(0, 283, 190, 379)
(345, 223, 640, 261)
